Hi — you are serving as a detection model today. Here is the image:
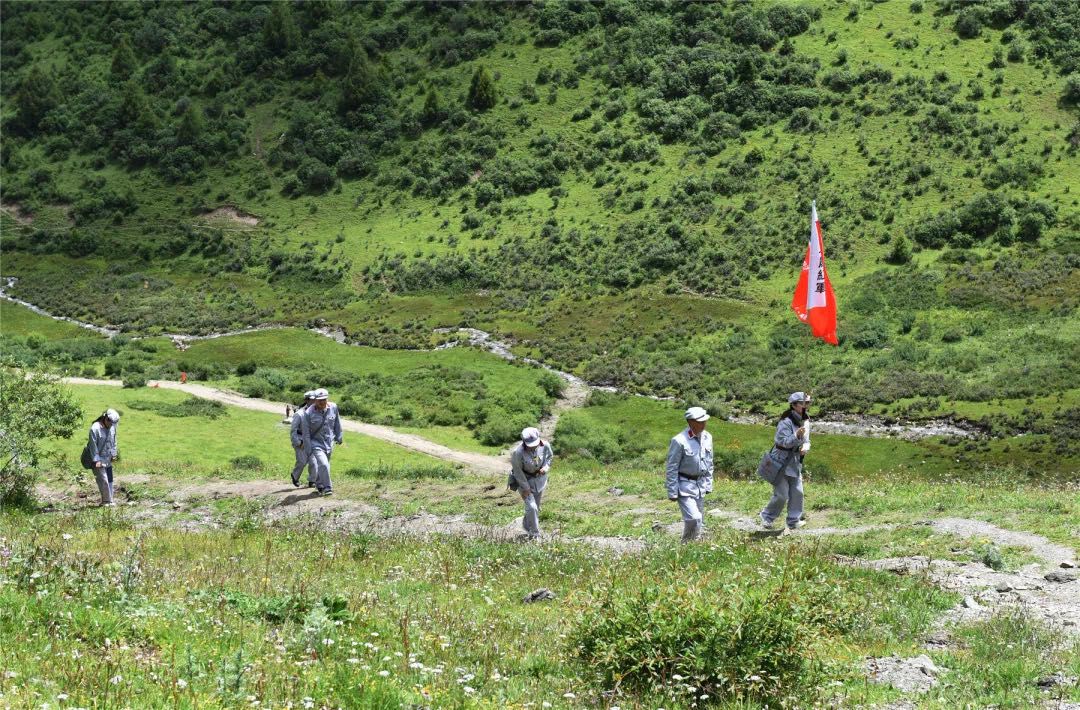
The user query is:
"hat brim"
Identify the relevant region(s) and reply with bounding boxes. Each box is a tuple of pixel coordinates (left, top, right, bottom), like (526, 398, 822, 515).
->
(686, 414, 710, 422)
(523, 438, 542, 447)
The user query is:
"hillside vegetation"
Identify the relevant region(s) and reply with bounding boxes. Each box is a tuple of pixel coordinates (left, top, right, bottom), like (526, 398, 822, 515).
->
(2, 0, 1078, 424)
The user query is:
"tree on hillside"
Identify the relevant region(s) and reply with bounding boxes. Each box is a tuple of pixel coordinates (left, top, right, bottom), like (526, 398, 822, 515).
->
(118, 80, 158, 134)
(14, 65, 60, 135)
(339, 40, 384, 113)
(176, 99, 204, 145)
(421, 89, 444, 127)
(0, 371, 83, 505)
(111, 34, 139, 81)
(467, 65, 496, 111)
(263, 2, 300, 56)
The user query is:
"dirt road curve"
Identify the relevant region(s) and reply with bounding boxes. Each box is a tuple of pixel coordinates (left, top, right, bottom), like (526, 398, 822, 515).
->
(61, 377, 507, 475)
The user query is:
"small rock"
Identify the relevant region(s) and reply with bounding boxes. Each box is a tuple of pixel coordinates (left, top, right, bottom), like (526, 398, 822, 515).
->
(962, 596, 982, 610)
(607, 487, 624, 496)
(522, 588, 555, 604)
(995, 582, 1013, 593)
(924, 631, 952, 648)
(1036, 672, 1078, 689)
(651, 521, 663, 532)
(1044, 571, 1077, 584)
(1061, 561, 1076, 569)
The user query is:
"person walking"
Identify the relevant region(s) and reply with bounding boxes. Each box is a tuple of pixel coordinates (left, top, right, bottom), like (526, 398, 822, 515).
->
(289, 390, 316, 488)
(87, 409, 121, 506)
(666, 407, 713, 542)
(760, 393, 811, 531)
(509, 426, 553, 540)
(298, 388, 342, 496)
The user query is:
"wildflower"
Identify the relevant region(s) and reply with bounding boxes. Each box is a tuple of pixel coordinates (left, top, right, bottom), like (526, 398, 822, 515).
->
(176, 679, 188, 689)
(563, 692, 576, 699)
(109, 675, 122, 685)
(378, 670, 390, 677)
(672, 674, 684, 681)
(347, 658, 359, 664)
(321, 639, 334, 646)
(463, 686, 476, 695)
(62, 534, 73, 541)
(56, 694, 69, 701)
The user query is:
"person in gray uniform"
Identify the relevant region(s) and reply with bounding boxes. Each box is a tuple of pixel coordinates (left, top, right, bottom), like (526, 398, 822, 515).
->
(299, 388, 342, 496)
(665, 406, 713, 542)
(509, 426, 553, 539)
(760, 392, 810, 531)
(87, 409, 121, 506)
(290, 390, 316, 488)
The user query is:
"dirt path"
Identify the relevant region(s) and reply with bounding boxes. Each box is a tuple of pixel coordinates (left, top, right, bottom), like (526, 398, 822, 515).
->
(4, 287, 982, 441)
(61, 377, 507, 475)
(538, 378, 591, 442)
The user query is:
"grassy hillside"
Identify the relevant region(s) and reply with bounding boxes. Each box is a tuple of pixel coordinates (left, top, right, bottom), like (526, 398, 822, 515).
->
(2, 383, 1079, 707)
(1, 0, 1078, 422)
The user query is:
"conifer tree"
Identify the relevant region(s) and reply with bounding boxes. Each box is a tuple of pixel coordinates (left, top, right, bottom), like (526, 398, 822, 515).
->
(422, 89, 442, 126)
(14, 65, 60, 134)
(466, 66, 496, 111)
(176, 100, 204, 145)
(111, 35, 138, 80)
(263, 2, 300, 56)
(339, 40, 383, 113)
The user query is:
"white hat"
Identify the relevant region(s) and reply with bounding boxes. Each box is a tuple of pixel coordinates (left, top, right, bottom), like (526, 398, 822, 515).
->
(303, 390, 316, 400)
(104, 409, 120, 423)
(312, 388, 329, 400)
(684, 406, 710, 422)
(521, 427, 542, 447)
(788, 392, 812, 404)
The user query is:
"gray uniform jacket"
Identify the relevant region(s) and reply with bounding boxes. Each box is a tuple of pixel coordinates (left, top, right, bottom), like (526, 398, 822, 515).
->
(510, 441, 553, 491)
(88, 421, 118, 465)
(290, 405, 309, 448)
(774, 417, 805, 478)
(665, 429, 713, 499)
(300, 403, 343, 453)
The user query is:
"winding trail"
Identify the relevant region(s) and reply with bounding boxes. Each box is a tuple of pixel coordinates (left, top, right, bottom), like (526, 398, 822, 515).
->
(3, 283, 979, 441)
(61, 377, 507, 475)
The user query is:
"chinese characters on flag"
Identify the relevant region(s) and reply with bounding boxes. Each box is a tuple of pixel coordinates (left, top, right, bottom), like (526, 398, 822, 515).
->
(791, 201, 838, 345)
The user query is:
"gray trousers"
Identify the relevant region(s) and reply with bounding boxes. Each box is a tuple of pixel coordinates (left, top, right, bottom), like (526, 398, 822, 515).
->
(94, 464, 114, 504)
(291, 446, 314, 484)
(309, 449, 332, 491)
(761, 474, 804, 529)
(678, 494, 705, 542)
(522, 473, 547, 536)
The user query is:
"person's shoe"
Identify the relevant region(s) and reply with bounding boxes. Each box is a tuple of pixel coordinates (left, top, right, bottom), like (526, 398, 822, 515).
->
(321, 489, 333, 497)
(789, 519, 807, 530)
(291, 476, 300, 488)
(759, 515, 774, 530)
(307, 482, 316, 488)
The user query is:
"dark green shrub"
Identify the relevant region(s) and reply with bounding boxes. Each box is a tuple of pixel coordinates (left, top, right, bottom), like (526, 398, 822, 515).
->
(230, 454, 264, 471)
(571, 575, 830, 704)
(122, 375, 147, 388)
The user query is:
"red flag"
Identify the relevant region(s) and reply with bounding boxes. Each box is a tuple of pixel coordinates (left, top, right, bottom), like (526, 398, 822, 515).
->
(791, 202, 838, 345)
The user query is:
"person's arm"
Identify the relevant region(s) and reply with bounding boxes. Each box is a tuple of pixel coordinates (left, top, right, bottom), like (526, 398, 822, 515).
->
(290, 412, 303, 447)
(333, 405, 343, 445)
(510, 448, 530, 493)
(665, 437, 682, 500)
(775, 418, 802, 450)
(88, 425, 106, 466)
(299, 412, 312, 451)
(110, 424, 119, 460)
(702, 435, 714, 493)
(539, 443, 553, 474)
